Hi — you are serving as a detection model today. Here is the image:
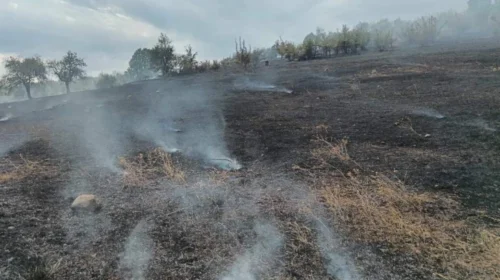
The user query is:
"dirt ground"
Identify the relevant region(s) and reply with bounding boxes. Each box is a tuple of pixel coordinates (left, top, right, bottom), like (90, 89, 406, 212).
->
(1, 40, 500, 280)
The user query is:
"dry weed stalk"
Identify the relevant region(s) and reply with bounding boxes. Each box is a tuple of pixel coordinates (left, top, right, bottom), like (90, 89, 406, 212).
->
(311, 135, 362, 173)
(119, 148, 185, 187)
(395, 116, 421, 136)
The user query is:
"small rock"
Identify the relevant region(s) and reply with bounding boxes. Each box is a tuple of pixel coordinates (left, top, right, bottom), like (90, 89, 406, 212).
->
(71, 194, 100, 212)
(8, 226, 14, 230)
(424, 134, 431, 138)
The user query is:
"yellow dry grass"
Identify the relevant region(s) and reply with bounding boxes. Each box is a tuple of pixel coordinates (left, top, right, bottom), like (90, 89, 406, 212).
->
(0, 155, 59, 184)
(312, 137, 500, 279)
(119, 148, 185, 186)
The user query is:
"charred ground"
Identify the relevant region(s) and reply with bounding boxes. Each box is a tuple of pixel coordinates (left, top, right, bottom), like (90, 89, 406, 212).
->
(1, 40, 500, 279)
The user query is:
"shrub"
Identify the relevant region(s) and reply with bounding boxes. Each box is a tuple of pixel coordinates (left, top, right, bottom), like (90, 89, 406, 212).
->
(403, 16, 439, 46)
(353, 22, 371, 51)
(374, 30, 394, 51)
(95, 73, 117, 89)
(210, 60, 221, 71)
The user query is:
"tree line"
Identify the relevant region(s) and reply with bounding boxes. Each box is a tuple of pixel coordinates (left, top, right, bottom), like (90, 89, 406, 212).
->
(126, 33, 222, 81)
(3, 0, 500, 100)
(0, 51, 86, 99)
(0, 33, 225, 100)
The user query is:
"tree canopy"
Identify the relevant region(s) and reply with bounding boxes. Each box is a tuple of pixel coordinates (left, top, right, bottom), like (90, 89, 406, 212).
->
(150, 33, 176, 76)
(127, 48, 154, 80)
(1, 56, 47, 99)
(48, 51, 86, 94)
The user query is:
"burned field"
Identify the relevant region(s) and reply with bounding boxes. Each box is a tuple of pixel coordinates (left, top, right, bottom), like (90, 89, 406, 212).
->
(1, 42, 500, 280)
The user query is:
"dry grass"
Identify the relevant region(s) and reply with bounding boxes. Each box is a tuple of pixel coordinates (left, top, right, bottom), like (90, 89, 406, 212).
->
(119, 148, 185, 186)
(0, 155, 59, 184)
(312, 138, 500, 279)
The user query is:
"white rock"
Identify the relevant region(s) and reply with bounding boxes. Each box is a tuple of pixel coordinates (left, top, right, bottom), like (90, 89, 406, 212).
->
(71, 194, 100, 212)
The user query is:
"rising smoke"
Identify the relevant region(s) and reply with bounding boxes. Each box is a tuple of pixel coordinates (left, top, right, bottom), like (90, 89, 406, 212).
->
(120, 220, 154, 280)
(315, 217, 361, 280)
(221, 223, 283, 280)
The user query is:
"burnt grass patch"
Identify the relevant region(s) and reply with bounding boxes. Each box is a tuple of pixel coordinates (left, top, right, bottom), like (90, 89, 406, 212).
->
(1, 43, 500, 279)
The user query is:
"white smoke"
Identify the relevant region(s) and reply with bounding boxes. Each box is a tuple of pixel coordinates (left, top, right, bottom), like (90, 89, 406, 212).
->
(315, 218, 361, 280)
(221, 223, 283, 280)
(120, 220, 154, 280)
(0, 113, 12, 122)
(465, 118, 497, 132)
(234, 77, 293, 94)
(409, 108, 445, 119)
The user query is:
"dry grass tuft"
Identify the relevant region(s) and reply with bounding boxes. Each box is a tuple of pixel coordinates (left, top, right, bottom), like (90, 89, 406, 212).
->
(312, 138, 500, 279)
(310, 136, 362, 174)
(119, 148, 185, 186)
(23, 258, 62, 280)
(208, 169, 231, 185)
(0, 155, 59, 184)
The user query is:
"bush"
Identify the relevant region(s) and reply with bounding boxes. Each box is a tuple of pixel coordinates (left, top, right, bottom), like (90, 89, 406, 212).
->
(374, 30, 394, 51)
(353, 22, 371, 51)
(210, 60, 221, 71)
(96, 73, 117, 89)
(403, 16, 439, 46)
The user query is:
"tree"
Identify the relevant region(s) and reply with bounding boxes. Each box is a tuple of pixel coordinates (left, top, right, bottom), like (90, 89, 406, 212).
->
(177, 45, 198, 74)
(354, 22, 371, 51)
(403, 16, 439, 46)
(48, 51, 86, 94)
(303, 39, 315, 59)
(96, 73, 117, 89)
(150, 33, 176, 76)
(1, 56, 47, 99)
(374, 30, 394, 52)
(127, 48, 154, 80)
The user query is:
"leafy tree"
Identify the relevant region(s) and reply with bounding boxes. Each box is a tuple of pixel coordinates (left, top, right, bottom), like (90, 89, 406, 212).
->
(275, 38, 297, 60)
(403, 16, 439, 46)
(325, 32, 340, 55)
(303, 39, 315, 59)
(1, 56, 47, 99)
(150, 33, 176, 75)
(96, 73, 117, 89)
(195, 60, 211, 72)
(210, 60, 221, 71)
(354, 22, 371, 51)
(374, 30, 394, 51)
(177, 45, 198, 74)
(127, 48, 153, 80)
(48, 51, 86, 94)
(338, 25, 353, 54)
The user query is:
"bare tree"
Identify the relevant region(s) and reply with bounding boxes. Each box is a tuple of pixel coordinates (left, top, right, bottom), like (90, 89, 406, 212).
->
(1, 56, 47, 99)
(48, 51, 87, 94)
(235, 37, 251, 69)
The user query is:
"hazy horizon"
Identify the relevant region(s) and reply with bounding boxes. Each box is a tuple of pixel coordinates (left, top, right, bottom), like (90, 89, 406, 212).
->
(0, 0, 468, 76)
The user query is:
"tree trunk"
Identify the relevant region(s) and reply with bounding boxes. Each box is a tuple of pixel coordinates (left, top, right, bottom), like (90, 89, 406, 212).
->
(24, 84, 32, 100)
(65, 82, 70, 94)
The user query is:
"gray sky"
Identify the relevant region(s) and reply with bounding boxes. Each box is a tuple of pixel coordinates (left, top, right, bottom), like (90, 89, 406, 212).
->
(0, 0, 467, 76)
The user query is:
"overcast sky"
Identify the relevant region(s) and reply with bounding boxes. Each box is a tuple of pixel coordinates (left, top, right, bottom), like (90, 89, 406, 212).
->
(0, 0, 467, 76)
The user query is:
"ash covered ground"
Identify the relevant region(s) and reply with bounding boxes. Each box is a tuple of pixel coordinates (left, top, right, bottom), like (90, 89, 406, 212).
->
(1, 41, 500, 280)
